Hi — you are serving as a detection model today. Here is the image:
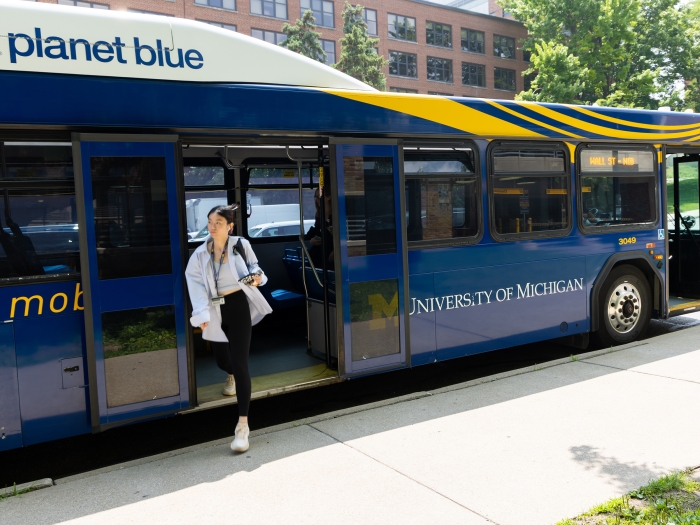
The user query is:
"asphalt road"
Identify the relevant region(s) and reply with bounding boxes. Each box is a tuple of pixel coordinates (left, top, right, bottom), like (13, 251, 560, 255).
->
(2, 314, 699, 488)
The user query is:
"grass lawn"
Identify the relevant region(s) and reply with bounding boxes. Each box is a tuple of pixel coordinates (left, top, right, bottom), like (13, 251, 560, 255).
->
(668, 163, 700, 213)
(557, 469, 700, 525)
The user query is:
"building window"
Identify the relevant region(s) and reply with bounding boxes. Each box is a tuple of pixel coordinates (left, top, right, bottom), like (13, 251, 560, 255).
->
(321, 39, 336, 64)
(388, 14, 416, 42)
(493, 34, 515, 59)
(462, 63, 485, 87)
(427, 92, 453, 96)
(494, 67, 516, 91)
(389, 51, 418, 78)
(405, 149, 480, 246)
(427, 57, 453, 83)
(198, 20, 237, 30)
(301, 0, 334, 28)
(57, 0, 109, 8)
(426, 21, 452, 48)
(194, 0, 235, 10)
(460, 28, 484, 54)
(389, 87, 418, 93)
(251, 0, 287, 20)
(490, 144, 571, 239)
(523, 49, 531, 62)
(251, 29, 287, 45)
(579, 146, 657, 231)
(363, 8, 377, 36)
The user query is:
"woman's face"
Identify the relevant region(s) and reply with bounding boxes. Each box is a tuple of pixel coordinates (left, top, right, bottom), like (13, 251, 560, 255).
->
(207, 212, 232, 240)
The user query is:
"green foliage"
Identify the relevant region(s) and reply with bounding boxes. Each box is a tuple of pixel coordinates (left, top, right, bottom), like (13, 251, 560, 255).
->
(667, 161, 700, 213)
(517, 41, 587, 104)
(0, 483, 32, 501)
(184, 166, 224, 186)
(102, 308, 177, 358)
(558, 470, 700, 524)
(502, 0, 700, 109)
(280, 10, 327, 63)
(332, 3, 387, 90)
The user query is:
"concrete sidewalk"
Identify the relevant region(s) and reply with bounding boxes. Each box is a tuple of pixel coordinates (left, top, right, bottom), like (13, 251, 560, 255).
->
(4, 325, 700, 525)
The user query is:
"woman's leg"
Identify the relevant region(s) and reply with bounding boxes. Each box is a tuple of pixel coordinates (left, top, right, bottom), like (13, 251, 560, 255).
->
(222, 292, 252, 419)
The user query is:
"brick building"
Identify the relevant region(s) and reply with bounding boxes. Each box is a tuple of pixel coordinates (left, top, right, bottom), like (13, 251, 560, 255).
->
(28, 0, 529, 98)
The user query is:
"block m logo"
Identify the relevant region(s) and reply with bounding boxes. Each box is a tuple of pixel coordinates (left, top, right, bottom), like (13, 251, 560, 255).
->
(368, 292, 399, 330)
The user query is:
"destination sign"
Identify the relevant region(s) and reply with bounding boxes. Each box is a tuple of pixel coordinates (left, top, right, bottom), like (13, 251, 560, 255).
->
(580, 149, 654, 173)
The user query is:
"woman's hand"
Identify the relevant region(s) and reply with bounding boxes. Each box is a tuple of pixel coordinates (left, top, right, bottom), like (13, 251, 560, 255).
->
(200, 322, 209, 330)
(310, 236, 322, 246)
(252, 275, 262, 286)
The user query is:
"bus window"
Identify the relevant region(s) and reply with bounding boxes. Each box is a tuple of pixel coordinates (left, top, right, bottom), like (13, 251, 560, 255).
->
(404, 149, 480, 247)
(490, 145, 570, 239)
(343, 156, 396, 256)
(246, 165, 317, 239)
(184, 165, 224, 186)
(0, 143, 80, 281)
(578, 146, 657, 230)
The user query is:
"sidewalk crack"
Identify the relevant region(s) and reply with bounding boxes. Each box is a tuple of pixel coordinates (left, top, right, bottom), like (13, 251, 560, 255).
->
(580, 361, 700, 385)
(307, 424, 500, 525)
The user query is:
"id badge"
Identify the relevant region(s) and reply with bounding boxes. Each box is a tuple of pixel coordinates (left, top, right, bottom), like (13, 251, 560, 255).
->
(212, 296, 225, 306)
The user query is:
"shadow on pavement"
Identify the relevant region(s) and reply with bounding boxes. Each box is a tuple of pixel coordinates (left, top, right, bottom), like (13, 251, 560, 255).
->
(4, 325, 700, 525)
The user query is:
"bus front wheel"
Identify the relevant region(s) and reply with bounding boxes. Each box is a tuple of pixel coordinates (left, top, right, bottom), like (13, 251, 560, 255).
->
(593, 265, 651, 347)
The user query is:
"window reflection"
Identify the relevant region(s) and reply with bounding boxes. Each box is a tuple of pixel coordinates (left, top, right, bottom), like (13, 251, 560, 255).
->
(343, 156, 396, 257)
(0, 143, 79, 280)
(90, 156, 171, 279)
(405, 152, 479, 244)
(102, 305, 179, 407)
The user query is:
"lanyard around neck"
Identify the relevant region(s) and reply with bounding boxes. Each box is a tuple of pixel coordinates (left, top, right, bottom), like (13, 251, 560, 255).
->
(210, 238, 228, 297)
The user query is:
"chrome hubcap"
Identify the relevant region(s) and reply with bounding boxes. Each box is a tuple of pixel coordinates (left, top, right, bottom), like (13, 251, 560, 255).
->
(607, 282, 641, 334)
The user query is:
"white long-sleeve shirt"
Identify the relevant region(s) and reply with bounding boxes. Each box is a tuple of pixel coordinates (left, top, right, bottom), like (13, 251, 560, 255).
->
(185, 236, 272, 342)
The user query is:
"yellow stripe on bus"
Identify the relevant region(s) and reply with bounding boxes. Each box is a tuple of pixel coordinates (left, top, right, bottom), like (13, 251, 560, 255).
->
(322, 90, 544, 138)
(523, 104, 700, 140)
(571, 106, 700, 131)
(486, 101, 584, 139)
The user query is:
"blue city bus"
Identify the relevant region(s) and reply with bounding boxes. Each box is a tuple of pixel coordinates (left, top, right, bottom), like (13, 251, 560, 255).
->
(2, 1, 700, 451)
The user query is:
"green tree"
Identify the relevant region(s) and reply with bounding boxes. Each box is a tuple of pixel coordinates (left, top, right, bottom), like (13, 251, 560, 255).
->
(501, 0, 700, 109)
(332, 3, 387, 90)
(518, 41, 587, 104)
(280, 10, 326, 63)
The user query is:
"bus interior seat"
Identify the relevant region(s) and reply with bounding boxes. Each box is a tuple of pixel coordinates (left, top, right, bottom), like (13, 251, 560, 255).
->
(301, 266, 335, 303)
(259, 285, 305, 309)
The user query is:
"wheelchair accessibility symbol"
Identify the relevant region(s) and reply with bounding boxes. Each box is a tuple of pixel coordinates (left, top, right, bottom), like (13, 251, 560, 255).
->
(658, 229, 665, 240)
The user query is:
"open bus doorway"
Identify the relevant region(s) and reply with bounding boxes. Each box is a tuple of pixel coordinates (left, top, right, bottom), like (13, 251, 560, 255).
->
(666, 151, 700, 315)
(181, 142, 338, 409)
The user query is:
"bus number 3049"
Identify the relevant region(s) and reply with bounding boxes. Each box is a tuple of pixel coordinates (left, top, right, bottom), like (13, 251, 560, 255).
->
(619, 237, 637, 245)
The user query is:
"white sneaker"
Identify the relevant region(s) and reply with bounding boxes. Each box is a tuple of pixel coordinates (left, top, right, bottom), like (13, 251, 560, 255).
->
(222, 374, 236, 396)
(231, 423, 250, 453)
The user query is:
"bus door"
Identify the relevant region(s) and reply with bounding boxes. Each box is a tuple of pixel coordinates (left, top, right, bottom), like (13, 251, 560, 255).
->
(669, 154, 700, 304)
(73, 135, 190, 431)
(331, 140, 410, 376)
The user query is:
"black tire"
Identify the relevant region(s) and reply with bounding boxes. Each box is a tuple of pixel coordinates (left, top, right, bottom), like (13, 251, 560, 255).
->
(592, 265, 651, 347)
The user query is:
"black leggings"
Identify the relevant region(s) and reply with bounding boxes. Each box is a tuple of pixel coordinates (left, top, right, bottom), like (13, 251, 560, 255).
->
(211, 291, 252, 417)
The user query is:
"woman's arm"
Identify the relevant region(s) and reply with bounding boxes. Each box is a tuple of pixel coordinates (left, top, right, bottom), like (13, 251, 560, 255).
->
(185, 253, 211, 327)
(242, 239, 268, 286)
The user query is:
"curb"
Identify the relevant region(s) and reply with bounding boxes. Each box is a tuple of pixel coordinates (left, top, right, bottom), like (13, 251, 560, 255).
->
(1, 478, 53, 499)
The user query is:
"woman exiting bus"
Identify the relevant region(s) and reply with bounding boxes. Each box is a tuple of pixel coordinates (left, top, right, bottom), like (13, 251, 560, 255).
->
(185, 204, 272, 453)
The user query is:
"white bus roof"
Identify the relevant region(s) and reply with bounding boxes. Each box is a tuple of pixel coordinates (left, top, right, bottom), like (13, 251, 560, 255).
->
(0, 0, 374, 91)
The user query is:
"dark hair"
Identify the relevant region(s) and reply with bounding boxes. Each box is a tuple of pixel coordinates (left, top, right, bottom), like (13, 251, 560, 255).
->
(208, 204, 239, 226)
